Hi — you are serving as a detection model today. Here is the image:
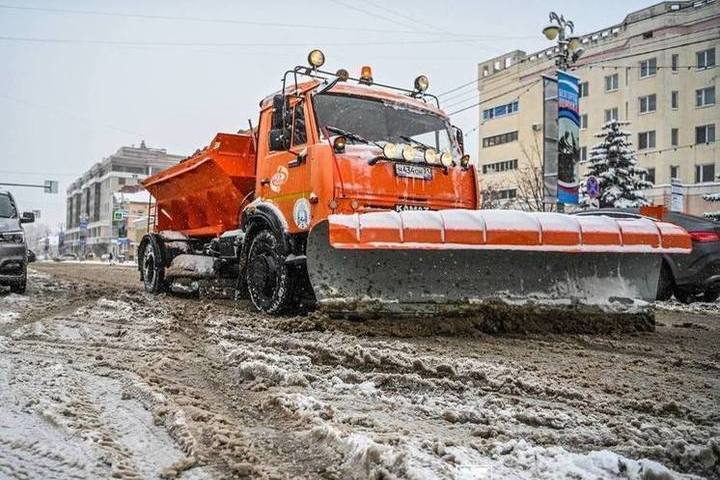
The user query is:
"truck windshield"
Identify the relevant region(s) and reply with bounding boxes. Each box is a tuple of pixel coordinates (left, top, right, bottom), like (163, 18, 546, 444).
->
(0, 194, 17, 218)
(313, 93, 456, 153)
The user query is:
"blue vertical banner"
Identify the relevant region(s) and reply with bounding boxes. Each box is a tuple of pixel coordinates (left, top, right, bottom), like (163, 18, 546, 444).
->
(557, 70, 580, 204)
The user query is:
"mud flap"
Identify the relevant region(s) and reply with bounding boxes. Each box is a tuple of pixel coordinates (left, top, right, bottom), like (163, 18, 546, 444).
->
(307, 221, 662, 317)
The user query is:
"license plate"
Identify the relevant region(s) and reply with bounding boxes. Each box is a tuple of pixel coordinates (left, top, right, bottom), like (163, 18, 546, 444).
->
(394, 204, 430, 212)
(394, 163, 432, 180)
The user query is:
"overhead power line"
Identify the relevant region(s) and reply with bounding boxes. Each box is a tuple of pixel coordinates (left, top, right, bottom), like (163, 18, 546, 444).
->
(437, 78, 480, 97)
(0, 3, 538, 40)
(449, 79, 541, 116)
(0, 35, 491, 48)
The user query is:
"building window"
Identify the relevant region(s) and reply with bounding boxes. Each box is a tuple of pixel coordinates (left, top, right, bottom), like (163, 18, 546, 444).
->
(482, 66, 490, 77)
(695, 164, 716, 183)
(670, 165, 679, 180)
(671, 91, 679, 109)
(638, 130, 656, 150)
(696, 48, 716, 69)
(580, 146, 587, 162)
(118, 177, 125, 185)
(497, 188, 517, 200)
(481, 159, 518, 174)
(671, 54, 679, 73)
(604, 107, 618, 123)
(482, 100, 520, 121)
(482, 131, 518, 148)
(696, 124, 716, 144)
(639, 94, 657, 114)
(646, 167, 656, 184)
(696, 86, 716, 107)
(604, 74, 619, 92)
(579, 82, 589, 98)
(581, 114, 588, 129)
(671, 128, 679, 146)
(639, 58, 657, 78)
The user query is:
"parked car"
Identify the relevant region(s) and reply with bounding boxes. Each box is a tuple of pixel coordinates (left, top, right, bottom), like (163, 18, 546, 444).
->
(0, 190, 35, 293)
(574, 208, 720, 303)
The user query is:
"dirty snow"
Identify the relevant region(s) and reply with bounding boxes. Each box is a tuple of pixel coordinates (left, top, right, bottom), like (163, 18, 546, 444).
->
(0, 264, 718, 479)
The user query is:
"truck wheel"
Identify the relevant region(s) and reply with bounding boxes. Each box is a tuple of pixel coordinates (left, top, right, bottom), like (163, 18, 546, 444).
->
(142, 237, 167, 293)
(656, 262, 674, 301)
(246, 230, 296, 314)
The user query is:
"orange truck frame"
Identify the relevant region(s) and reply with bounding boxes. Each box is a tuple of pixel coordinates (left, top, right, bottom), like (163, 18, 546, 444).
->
(139, 50, 691, 316)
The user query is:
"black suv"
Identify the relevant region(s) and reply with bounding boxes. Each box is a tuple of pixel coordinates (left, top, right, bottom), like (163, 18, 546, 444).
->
(574, 208, 720, 303)
(0, 190, 35, 293)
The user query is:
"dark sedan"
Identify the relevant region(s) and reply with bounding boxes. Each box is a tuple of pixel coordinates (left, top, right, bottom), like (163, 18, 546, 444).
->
(573, 208, 720, 303)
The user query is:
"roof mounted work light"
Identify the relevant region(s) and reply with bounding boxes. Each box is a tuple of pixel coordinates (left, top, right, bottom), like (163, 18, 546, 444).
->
(414, 74, 429, 92)
(336, 68, 349, 81)
(308, 49, 325, 69)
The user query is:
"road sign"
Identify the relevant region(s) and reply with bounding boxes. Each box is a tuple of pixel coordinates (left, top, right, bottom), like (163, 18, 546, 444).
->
(586, 176, 600, 199)
(44, 180, 59, 194)
(670, 178, 684, 213)
(113, 210, 125, 222)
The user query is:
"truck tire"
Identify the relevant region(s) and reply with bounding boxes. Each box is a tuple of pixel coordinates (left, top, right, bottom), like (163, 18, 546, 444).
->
(246, 229, 297, 314)
(141, 236, 167, 293)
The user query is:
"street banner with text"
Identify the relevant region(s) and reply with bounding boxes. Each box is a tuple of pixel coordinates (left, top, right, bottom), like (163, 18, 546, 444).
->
(557, 70, 580, 204)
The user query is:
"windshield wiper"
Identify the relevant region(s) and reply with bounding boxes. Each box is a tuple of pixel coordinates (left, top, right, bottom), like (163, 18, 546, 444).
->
(325, 125, 370, 145)
(400, 135, 434, 151)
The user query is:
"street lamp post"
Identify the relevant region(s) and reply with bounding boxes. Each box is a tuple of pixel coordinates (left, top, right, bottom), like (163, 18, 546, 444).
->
(542, 12, 584, 72)
(542, 12, 584, 213)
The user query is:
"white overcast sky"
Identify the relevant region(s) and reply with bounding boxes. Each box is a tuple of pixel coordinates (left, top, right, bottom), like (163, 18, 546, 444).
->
(1, 0, 655, 228)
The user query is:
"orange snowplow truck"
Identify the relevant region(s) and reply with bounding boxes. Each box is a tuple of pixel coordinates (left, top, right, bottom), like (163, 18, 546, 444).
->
(139, 50, 692, 316)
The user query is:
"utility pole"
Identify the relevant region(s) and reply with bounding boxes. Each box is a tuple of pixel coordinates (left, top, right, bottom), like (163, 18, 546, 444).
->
(542, 12, 584, 213)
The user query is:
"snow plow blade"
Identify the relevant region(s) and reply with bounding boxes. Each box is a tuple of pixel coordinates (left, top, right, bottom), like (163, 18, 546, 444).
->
(306, 210, 691, 319)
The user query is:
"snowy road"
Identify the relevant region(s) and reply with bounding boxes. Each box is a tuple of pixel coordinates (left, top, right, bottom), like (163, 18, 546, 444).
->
(0, 262, 718, 479)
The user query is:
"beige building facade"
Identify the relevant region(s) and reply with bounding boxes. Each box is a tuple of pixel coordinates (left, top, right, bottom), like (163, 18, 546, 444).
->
(65, 142, 184, 256)
(475, 1, 719, 215)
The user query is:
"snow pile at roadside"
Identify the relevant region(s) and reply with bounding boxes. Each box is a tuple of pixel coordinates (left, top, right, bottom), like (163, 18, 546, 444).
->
(654, 300, 720, 315)
(480, 439, 704, 480)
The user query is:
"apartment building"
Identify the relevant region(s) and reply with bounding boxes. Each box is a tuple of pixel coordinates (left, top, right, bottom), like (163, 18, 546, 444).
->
(476, 1, 719, 215)
(65, 141, 184, 256)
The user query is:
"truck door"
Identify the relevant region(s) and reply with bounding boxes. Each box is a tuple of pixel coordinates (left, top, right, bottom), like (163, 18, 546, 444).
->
(258, 95, 313, 234)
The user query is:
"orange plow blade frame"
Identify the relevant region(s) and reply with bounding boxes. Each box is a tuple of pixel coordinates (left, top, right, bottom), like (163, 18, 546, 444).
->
(305, 210, 691, 316)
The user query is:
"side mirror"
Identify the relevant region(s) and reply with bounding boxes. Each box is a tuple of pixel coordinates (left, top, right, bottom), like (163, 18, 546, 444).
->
(27, 250, 36, 263)
(269, 128, 290, 151)
(453, 126, 465, 154)
(20, 211, 35, 224)
(271, 94, 289, 130)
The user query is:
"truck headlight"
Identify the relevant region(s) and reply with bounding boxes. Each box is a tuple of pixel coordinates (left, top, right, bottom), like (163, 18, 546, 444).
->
(424, 148, 439, 165)
(402, 144, 417, 162)
(0, 231, 24, 243)
(440, 151, 453, 167)
(383, 142, 399, 159)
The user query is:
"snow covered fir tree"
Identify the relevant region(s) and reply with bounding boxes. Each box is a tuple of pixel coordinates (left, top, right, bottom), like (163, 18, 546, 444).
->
(579, 120, 653, 208)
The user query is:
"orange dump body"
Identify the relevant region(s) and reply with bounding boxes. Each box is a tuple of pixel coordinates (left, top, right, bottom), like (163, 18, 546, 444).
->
(142, 133, 256, 237)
